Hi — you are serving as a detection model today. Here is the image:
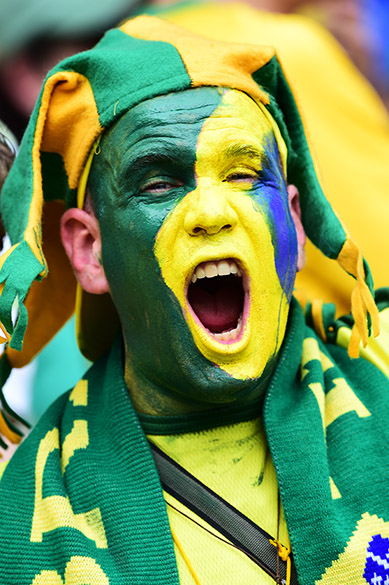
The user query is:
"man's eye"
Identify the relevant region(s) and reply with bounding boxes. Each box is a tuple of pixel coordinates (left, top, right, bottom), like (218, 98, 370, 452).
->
(139, 177, 183, 195)
(224, 171, 259, 184)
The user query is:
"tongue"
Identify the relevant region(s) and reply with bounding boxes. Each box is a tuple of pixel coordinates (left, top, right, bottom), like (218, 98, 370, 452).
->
(188, 279, 243, 333)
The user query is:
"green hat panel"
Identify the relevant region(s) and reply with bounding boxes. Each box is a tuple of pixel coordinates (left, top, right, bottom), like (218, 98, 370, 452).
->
(65, 26, 193, 130)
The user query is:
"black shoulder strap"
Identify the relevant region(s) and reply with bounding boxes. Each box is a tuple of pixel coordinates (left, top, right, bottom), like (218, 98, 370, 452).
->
(150, 441, 298, 585)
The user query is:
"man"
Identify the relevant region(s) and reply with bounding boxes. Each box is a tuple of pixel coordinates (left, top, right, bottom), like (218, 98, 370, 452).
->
(2, 0, 389, 428)
(1, 0, 389, 313)
(0, 16, 387, 585)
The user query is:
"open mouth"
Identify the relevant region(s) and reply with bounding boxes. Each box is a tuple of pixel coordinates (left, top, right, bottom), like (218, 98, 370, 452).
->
(187, 259, 248, 343)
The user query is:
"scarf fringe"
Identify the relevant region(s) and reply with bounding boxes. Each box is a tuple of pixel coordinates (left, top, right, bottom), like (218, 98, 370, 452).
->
(0, 240, 45, 351)
(337, 239, 380, 358)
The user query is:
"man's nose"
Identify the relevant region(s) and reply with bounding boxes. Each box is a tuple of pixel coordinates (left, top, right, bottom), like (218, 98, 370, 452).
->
(184, 183, 238, 236)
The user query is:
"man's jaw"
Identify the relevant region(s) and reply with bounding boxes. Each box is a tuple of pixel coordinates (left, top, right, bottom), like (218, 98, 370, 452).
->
(186, 258, 250, 348)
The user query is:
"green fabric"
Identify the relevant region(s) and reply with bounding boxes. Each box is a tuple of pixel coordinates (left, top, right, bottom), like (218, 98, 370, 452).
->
(1, 109, 37, 244)
(375, 287, 389, 311)
(40, 152, 75, 203)
(138, 398, 264, 435)
(2, 25, 193, 217)
(0, 352, 11, 390)
(84, 30, 191, 131)
(0, 297, 388, 584)
(265, 301, 389, 583)
(0, 240, 44, 347)
(0, 20, 195, 356)
(0, 336, 179, 584)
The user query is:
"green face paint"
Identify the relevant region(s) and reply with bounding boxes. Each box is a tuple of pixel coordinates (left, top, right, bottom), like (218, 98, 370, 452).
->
(89, 87, 298, 415)
(155, 89, 296, 381)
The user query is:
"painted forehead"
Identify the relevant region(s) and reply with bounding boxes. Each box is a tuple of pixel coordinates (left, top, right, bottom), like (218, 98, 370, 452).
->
(99, 87, 222, 169)
(96, 87, 281, 177)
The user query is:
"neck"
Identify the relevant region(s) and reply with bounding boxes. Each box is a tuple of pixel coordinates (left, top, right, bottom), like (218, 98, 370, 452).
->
(124, 359, 210, 416)
(124, 347, 276, 417)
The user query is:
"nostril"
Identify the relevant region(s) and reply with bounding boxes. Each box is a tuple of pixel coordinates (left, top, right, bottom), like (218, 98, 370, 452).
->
(191, 223, 233, 235)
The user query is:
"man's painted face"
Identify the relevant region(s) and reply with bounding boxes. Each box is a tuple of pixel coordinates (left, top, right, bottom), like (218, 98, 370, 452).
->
(89, 87, 299, 407)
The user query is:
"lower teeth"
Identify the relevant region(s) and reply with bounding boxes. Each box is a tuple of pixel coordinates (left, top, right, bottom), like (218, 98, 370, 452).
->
(212, 316, 243, 342)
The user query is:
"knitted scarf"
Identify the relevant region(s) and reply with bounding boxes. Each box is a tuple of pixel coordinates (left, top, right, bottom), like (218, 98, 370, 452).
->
(0, 298, 388, 585)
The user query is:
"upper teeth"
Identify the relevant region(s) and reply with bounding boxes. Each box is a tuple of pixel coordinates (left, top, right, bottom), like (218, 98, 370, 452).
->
(191, 260, 241, 283)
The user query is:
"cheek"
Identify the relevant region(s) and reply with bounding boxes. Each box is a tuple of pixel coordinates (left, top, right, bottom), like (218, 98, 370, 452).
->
(253, 185, 298, 300)
(99, 201, 178, 311)
(99, 209, 152, 287)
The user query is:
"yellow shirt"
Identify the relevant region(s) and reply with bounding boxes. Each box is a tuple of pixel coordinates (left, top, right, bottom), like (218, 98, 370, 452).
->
(149, 417, 288, 585)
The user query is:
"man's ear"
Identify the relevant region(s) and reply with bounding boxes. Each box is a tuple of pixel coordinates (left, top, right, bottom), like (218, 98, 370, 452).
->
(61, 208, 110, 294)
(287, 185, 306, 271)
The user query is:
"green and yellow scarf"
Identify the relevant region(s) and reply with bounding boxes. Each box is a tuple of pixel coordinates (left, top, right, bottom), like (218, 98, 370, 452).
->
(0, 297, 388, 584)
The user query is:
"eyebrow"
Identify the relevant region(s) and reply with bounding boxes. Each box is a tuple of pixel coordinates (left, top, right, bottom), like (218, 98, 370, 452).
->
(122, 144, 265, 180)
(223, 144, 263, 162)
(125, 152, 181, 175)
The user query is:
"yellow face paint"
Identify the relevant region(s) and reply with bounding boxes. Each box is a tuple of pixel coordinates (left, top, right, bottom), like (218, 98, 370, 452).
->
(155, 89, 295, 380)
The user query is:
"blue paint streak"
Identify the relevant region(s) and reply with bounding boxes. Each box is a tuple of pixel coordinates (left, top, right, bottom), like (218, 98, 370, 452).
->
(251, 134, 298, 300)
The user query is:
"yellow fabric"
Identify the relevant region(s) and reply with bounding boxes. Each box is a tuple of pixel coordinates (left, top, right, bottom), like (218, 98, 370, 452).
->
(336, 307, 389, 377)
(0, 461, 8, 479)
(26, 70, 100, 275)
(163, 3, 389, 315)
(149, 418, 287, 585)
(3, 73, 101, 367)
(121, 15, 273, 105)
(41, 71, 102, 191)
(0, 242, 20, 272)
(337, 238, 380, 357)
(0, 411, 21, 444)
(0, 320, 10, 344)
(6, 201, 77, 368)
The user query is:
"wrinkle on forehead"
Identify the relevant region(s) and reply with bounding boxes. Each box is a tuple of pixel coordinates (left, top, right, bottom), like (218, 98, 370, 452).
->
(91, 87, 282, 181)
(105, 87, 223, 145)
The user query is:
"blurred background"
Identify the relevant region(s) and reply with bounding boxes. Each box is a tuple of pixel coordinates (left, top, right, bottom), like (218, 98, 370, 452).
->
(1, 0, 387, 145)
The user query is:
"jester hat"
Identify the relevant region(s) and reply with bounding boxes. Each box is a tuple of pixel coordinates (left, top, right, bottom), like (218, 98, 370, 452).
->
(0, 15, 379, 392)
